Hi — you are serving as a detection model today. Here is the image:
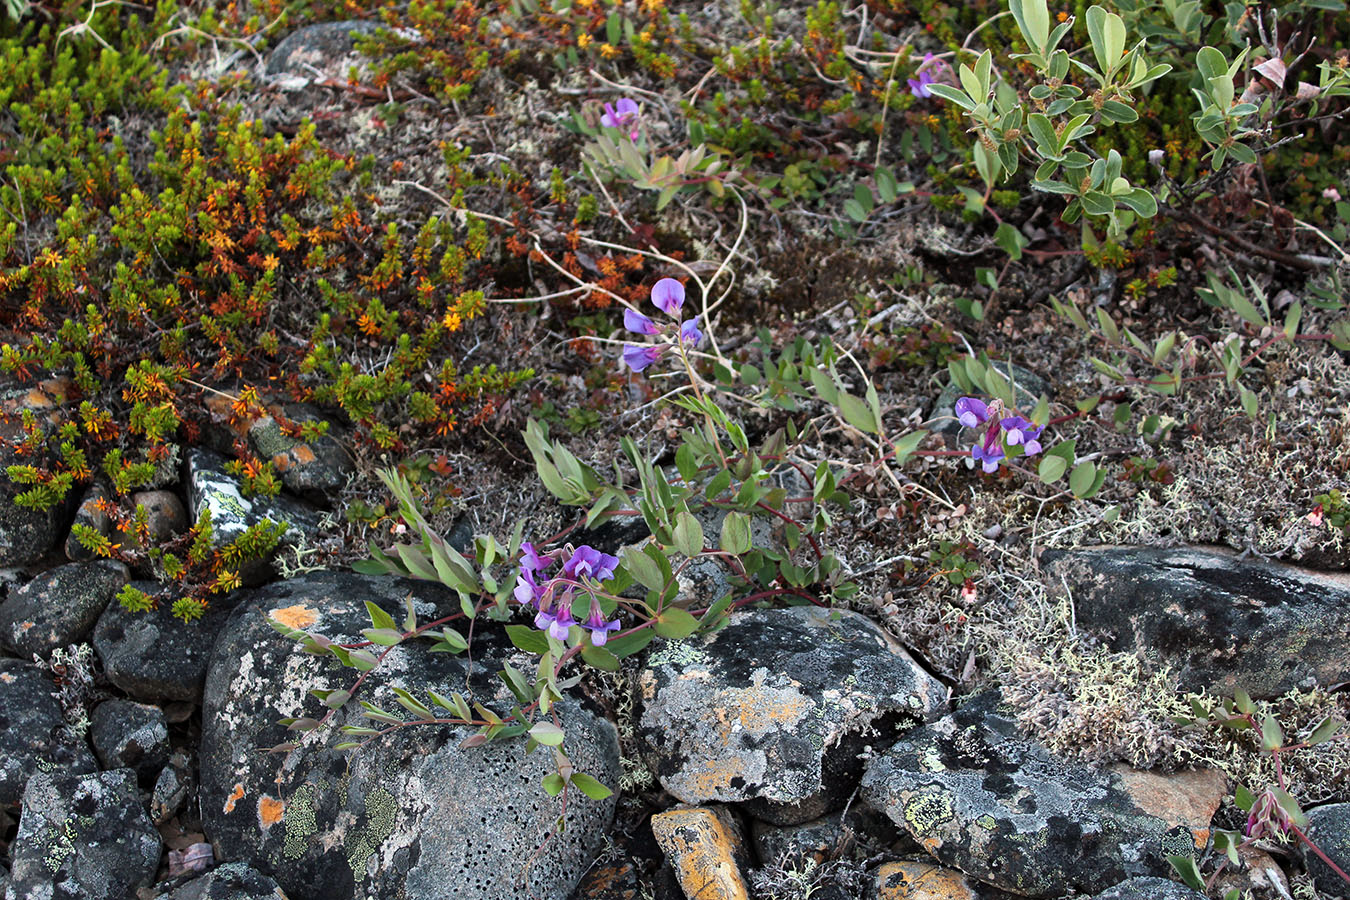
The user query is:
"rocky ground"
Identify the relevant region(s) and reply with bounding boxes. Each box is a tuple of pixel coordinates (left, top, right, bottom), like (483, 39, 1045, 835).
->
(1, 3, 1350, 900)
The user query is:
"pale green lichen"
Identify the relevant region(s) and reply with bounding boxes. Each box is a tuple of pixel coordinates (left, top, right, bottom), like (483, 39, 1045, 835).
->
(43, 819, 76, 875)
(647, 639, 707, 669)
(346, 785, 398, 878)
(283, 781, 319, 860)
(902, 790, 953, 835)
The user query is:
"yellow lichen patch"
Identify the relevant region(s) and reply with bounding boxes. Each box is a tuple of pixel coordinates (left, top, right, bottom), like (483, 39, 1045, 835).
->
(270, 605, 319, 629)
(258, 795, 285, 828)
(1112, 766, 1226, 848)
(0, 672, 14, 684)
(876, 860, 979, 900)
(224, 782, 245, 814)
(651, 806, 750, 900)
(683, 757, 753, 799)
(271, 453, 293, 472)
(291, 444, 317, 465)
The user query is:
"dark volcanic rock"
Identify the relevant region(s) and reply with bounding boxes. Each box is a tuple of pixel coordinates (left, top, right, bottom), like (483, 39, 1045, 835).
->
(860, 693, 1224, 898)
(0, 658, 98, 806)
(8, 768, 161, 900)
(638, 605, 947, 826)
(0, 559, 128, 658)
(93, 581, 243, 703)
(200, 571, 619, 900)
(1043, 545, 1350, 697)
(159, 862, 287, 900)
(89, 699, 170, 780)
(1306, 802, 1350, 898)
(1090, 876, 1209, 900)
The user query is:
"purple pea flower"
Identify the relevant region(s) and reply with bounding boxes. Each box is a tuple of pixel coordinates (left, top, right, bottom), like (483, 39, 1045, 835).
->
(562, 545, 619, 583)
(624, 309, 660, 335)
(955, 396, 990, 428)
(583, 598, 621, 646)
(679, 316, 702, 346)
(971, 441, 1004, 473)
(1244, 788, 1295, 841)
(1000, 416, 1045, 456)
(535, 603, 576, 641)
(908, 53, 946, 99)
(623, 344, 663, 371)
(601, 98, 640, 139)
(650, 278, 685, 316)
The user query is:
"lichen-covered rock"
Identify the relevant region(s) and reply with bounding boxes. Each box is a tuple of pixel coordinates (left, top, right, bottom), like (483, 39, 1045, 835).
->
(152, 752, 194, 826)
(247, 404, 353, 504)
(186, 447, 321, 555)
(751, 805, 911, 867)
(157, 862, 287, 900)
(860, 693, 1223, 898)
(1042, 545, 1350, 697)
(0, 659, 98, 806)
(650, 805, 752, 900)
(638, 605, 946, 826)
(1305, 802, 1350, 898)
(93, 581, 242, 702)
(89, 699, 170, 780)
(8, 768, 161, 900)
(266, 21, 382, 79)
(199, 571, 619, 900)
(1088, 876, 1208, 900)
(873, 860, 981, 900)
(0, 559, 128, 657)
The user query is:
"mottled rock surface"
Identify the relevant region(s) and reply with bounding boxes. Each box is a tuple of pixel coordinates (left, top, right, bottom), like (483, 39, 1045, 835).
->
(0, 658, 97, 806)
(1043, 545, 1350, 697)
(247, 404, 353, 503)
(1089, 876, 1208, 900)
(93, 581, 243, 702)
(639, 605, 946, 825)
(157, 862, 287, 900)
(200, 571, 619, 900)
(89, 698, 170, 779)
(186, 447, 320, 554)
(8, 768, 161, 900)
(651, 806, 752, 900)
(1306, 802, 1350, 898)
(0, 559, 128, 657)
(861, 693, 1223, 898)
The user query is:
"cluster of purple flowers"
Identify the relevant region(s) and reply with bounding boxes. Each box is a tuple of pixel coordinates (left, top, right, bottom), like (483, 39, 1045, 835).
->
(623, 277, 702, 372)
(955, 397, 1044, 473)
(600, 98, 640, 140)
(908, 53, 950, 98)
(515, 542, 622, 645)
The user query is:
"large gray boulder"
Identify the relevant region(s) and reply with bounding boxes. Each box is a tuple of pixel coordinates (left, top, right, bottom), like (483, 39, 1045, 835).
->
(861, 693, 1224, 898)
(7, 768, 161, 899)
(1043, 545, 1350, 697)
(0, 560, 128, 658)
(638, 605, 947, 826)
(200, 571, 620, 900)
(1306, 802, 1350, 898)
(0, 658, 98, 806)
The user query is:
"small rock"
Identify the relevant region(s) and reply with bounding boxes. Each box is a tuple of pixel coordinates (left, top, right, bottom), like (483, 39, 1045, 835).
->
(127, 489, 189, 543)
(1089, 876, 1208, 900)
(159, 862, 285, 900)
(1043, 545, 1350, 697)
(752, 806, 911, 867)
(860, 693, 1224, 897)
(266, 20, 382, 80)
(1210, 845, 1291, 900)
(93, 581, 242, 703)
(8, 768, 161, 899)
(0, 658, 98, 806)
(0, 559, 128, 658)
(247, 403, 353, 504)
(651, 805, 752, 900)
(151, 753, 193, 825)
(873, 860, 979, 900)
(638, 605, 947, 825)
(65, 484, 112, 561)
(89, 699, 170, 780)
(1305, 802, 1350, 898)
